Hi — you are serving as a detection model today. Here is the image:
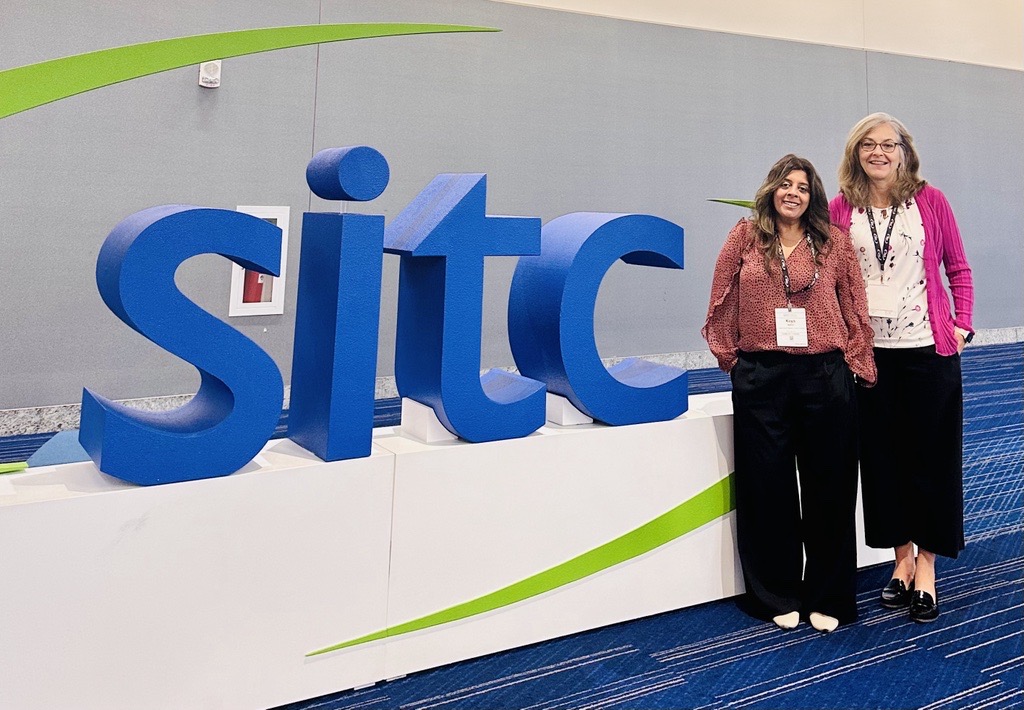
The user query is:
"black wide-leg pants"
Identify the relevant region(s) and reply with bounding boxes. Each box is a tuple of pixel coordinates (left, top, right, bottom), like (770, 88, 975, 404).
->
(857, 346, 964, 558)
(731, 350, 859, 624)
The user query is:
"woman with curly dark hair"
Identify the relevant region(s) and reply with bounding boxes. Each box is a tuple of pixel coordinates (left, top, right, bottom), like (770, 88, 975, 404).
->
(703, 154, 876, 633)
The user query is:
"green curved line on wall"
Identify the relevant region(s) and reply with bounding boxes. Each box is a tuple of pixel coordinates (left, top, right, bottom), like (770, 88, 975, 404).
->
(307, 474, 735, 657)
(0, 23, 498, 120)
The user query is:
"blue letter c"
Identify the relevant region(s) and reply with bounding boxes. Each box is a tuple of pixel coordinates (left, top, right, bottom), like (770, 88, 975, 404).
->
(508, 212, 688, 425)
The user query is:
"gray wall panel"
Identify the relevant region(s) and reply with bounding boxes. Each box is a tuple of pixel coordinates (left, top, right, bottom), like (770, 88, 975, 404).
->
(1, 0, 1019, 409)
(1, 2, 321, 407)
(312, 0, 872, 373)
(863, 53, 1024, 328)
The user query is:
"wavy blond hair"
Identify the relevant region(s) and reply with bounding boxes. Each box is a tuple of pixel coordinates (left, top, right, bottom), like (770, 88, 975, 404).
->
(838, 112, 927, 207)
(752, 154, 831, 272)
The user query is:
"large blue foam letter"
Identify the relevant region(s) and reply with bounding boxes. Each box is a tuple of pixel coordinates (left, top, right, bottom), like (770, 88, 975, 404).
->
(385, 174, 546, 442)
(288, 147, 387, 460)
(508, 212, 688, 425)
(80, 206, 284, 485)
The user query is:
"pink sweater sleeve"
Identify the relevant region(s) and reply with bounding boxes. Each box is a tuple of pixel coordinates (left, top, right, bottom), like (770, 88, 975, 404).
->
(829, 194, 853, 232)
(928, 187, 974, 332)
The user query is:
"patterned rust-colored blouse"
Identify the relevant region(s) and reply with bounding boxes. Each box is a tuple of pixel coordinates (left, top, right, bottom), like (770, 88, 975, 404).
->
(702, 219, 876, 385)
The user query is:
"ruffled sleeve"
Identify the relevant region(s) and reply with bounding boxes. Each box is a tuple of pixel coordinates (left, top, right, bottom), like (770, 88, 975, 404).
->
(832, 225, 877, 386)
(702, 219, 751, 373)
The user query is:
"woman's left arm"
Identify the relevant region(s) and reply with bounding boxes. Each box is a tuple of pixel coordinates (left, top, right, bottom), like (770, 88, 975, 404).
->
(833, 229, 877, 386)
(930, 188, 975, 336)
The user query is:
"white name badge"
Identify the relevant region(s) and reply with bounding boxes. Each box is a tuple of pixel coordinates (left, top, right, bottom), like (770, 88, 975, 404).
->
(775, 307, 809, 347)
(866, 282, 898, 317)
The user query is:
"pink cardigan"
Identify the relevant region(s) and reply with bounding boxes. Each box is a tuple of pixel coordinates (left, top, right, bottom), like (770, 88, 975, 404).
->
(829, 185, 974, 356)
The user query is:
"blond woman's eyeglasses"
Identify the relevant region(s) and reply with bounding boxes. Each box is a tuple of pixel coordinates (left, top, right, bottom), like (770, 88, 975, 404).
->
(860, 139, 902, 153)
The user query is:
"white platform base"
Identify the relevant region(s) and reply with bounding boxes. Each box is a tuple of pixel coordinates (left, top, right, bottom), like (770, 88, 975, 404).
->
(545, 392, 594, 425)
(0, 392, 886, 709)
(0, 439, 395, 709)
(400, 396, 459, 442)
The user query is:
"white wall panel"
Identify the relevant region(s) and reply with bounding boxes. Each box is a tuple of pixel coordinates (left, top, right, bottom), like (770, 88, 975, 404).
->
(493, 0, 1024, 69)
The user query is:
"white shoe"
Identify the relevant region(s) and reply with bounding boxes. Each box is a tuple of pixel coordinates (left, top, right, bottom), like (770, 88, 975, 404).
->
(772, 611, 800, 629)
(809, 612, 839, 633)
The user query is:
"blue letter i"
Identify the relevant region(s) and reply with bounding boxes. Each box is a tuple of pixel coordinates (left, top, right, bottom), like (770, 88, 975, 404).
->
(288, 147, 390, 460)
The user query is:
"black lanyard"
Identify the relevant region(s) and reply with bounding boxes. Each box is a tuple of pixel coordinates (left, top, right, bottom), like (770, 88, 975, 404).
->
(777, 233, 819, 308)
(866, 205, 898, 274)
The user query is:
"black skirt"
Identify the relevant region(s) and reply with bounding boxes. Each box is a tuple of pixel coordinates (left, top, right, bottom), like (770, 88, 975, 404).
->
(857, 346, 965, 558)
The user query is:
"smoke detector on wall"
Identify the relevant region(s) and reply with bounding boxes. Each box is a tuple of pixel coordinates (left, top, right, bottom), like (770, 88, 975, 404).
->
(199, 60, 222, 88)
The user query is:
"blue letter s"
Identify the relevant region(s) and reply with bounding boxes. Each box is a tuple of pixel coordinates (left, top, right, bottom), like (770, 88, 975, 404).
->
(79, 206, 284, 485)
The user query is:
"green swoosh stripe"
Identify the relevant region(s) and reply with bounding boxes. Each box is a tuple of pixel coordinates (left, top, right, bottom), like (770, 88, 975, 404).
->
(307, 474, 734, 656)
(0, 23, 498, 120)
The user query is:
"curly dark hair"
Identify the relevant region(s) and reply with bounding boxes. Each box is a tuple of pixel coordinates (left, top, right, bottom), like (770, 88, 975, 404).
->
(752, 154, 831, 272)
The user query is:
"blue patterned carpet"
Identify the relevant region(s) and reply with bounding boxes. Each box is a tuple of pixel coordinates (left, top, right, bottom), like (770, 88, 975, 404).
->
(280, 343, 1023, 710)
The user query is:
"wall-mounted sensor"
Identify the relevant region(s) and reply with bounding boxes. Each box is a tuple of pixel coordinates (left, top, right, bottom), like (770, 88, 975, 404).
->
(198, 60, 222, 88)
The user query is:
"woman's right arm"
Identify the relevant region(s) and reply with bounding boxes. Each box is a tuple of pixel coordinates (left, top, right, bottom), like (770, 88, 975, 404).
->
(702, 220, 748, 373)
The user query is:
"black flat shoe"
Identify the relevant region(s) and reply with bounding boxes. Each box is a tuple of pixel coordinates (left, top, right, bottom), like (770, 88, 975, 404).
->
(910, 590, 939, 623)
(880, 578, 914, 608)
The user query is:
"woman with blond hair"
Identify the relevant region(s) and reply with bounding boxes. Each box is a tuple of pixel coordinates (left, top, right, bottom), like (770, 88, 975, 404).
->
(704, 154, 875, 633)
(830, 113, 974, 623)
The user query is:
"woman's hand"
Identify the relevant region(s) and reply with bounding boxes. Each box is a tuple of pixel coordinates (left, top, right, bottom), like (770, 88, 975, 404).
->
(956, 331, 967, 354)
